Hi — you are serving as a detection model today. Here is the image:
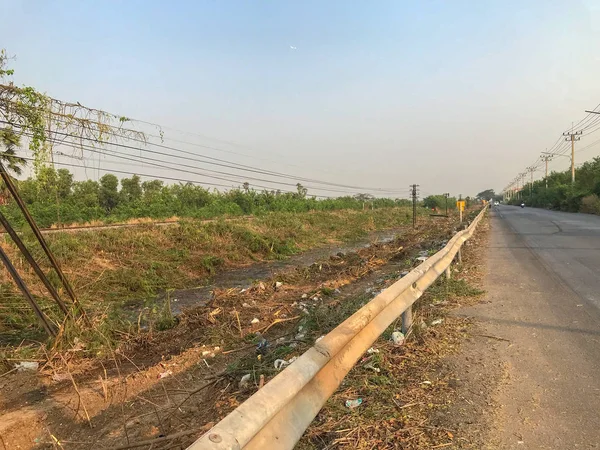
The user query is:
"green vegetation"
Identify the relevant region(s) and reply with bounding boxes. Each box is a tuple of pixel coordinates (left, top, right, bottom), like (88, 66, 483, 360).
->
(510, 157, 600, 213)
(0, 207, 414, 344)
(1, 166, 414, 228)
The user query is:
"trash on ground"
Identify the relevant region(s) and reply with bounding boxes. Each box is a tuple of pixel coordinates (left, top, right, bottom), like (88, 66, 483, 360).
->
(158, 370, 172, 379)
(430, 319, 444, 326)
(274, 281, 283, 290)
(366, 347, 379, 354)
(345, 398, 363, 409)
(301, 293, 308, 299)
(15, 361, 39, 372)
(400, 271, 410, 277)
(250, 317, 260, 324)
(315, 335, 325, 343)
(416, 256, 428, 262)
(274, 356, 298, 371)
(391, 331, 405, 345)
(242, 303, 251, 308)
(239, 374, 252, 388)
(364, 362, 380, 373)
(256, 337, 269, 355)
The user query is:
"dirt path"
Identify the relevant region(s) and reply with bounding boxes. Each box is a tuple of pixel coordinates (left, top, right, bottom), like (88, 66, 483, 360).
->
(451, 210, 600, 449)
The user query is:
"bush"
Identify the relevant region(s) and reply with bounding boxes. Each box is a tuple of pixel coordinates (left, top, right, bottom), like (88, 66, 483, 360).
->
(580, 194, 600, 215)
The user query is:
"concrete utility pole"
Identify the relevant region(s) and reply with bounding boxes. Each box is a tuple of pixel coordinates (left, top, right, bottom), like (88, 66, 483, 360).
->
(541, 154, 553, 189)
(526, 166, 535, 196)
(443, 192, 450, 216)
(563, 131, 583, 183)
(410, 184, 419, 229)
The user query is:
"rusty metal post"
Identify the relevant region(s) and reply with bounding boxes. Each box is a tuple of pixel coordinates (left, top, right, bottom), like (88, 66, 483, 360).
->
(0, 163, 86, 321)
(0, 244, 55, 337)
(0, 210, 70, 316)
(401, 305, 413, 335)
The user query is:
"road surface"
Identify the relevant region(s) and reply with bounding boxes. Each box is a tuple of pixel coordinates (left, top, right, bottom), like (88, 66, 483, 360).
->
(463, 205, 600, 449)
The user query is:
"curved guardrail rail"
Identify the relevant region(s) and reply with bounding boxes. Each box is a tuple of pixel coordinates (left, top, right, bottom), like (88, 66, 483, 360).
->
(188, 206, 488, 450)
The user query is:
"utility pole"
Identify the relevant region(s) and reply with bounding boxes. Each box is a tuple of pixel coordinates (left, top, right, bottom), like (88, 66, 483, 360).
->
(410, 184, 419, 228)
(563, 130, 582, 183)
(526, 166, 535, 196)
(541, 154, 552, 189)
(458, 194, 463, 223)
(443, 192, 450, 216)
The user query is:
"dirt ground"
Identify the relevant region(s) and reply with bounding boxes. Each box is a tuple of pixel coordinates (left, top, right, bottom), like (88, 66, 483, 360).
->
(0, 213, 503, 450)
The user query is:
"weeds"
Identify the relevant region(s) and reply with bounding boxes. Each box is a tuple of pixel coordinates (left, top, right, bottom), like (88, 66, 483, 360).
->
(0, 208, 416, 344)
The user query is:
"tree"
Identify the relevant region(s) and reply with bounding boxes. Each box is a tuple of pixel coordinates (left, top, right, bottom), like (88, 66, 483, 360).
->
(57, 169, 73, 199)
(296, 183, 308, 199)
(476, 189, 495, 200)
(121, 175, 142, 203)
(99, 174, 119, 212)
(72, 180, 100, 207)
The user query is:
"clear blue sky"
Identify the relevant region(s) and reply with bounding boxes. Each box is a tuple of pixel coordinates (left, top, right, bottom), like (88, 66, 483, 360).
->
(2, 0, 600, 196)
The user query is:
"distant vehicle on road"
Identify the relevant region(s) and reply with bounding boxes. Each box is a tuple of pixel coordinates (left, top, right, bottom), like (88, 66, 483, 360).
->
(494, 201, 499, 206)
(520, 202, 525, 208)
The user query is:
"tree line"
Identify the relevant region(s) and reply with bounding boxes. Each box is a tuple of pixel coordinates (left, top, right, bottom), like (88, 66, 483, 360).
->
(510, 156, 600, 214)
(0, 166, 412, 228)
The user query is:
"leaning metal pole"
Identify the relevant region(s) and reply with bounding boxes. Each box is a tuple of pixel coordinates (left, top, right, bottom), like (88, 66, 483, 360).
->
(0, 209, 70, 316)
(0, 244, 55, 337)
(0, 163, 86, 320)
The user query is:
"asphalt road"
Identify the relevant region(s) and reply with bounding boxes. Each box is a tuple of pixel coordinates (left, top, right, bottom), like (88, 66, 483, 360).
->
(462, 205, 600, 449)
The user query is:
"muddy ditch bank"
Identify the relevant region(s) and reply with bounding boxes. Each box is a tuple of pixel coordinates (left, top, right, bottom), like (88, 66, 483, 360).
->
(125, 227, 413, 316)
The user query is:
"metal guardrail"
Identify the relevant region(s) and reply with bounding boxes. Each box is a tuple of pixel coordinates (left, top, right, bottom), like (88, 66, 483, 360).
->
(188, 206, 489, 450)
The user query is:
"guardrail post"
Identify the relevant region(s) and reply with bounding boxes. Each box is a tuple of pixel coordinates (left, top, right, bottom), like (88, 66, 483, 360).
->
(445, 266, 451, 279)
(457, 248, 463, 264)
(401, 305, 413, 335)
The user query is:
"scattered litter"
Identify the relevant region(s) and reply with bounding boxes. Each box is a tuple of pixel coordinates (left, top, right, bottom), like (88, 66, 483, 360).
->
(315, 335, 325, 343)
(416, 256, 428, 262)
(364, 362, 380, 373)
(242, 303, 251, 308)
(240, 288, 248, 294)
(391, 331, 405, 346)
(213, 346, 221, 353)
(421, 380, 432, 386)
(239, 374, 252, 388)
(334, 288, 341, 294)
(258, 282, 266, 291)
(312, 296, 320, 302)
(365, 287, 374, 294)
(15, 361, 39, 372)
(172, 298, 178, 302)
(366, 347, 379, 354)
(158, 370, 172, 379)
(298, 326, 303, 332)
(274, 356, 298, 371)
(418, 250, 429, 257)
(301, 293, 308, 299)
(345, 398, 363, 409)
(400, 271, 410, 277)
(295, 333, 306, 340)
(250, 318, 260, 324)
(276, 337, 286, 343)
(430, 319, 444, 326)
(274, 281, 283, 290)
(256, 337, 269, 355)
(201, 350, 212, 357)
(274, 359, 288, 370)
